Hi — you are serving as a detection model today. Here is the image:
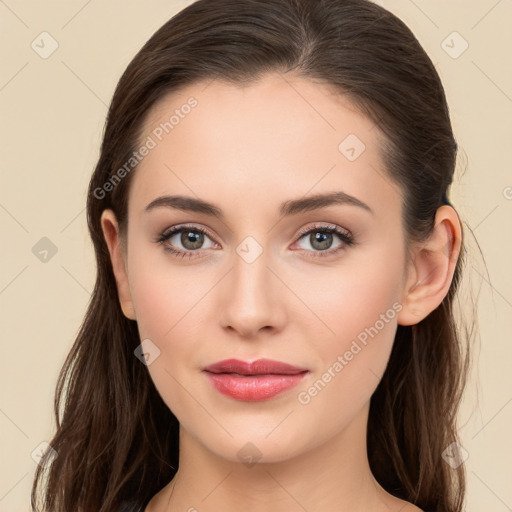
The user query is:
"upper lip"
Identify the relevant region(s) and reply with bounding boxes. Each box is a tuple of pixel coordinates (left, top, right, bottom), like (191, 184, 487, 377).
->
(202, 358, 309, 376)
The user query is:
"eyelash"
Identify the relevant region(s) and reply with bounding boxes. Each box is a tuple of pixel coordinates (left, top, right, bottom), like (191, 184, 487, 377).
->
(155, 223, 355, 260)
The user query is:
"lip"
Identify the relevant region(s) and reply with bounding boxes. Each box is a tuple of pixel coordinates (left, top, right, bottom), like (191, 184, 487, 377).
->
(202, 359, 309, 401)
(203, 358, 308, 375)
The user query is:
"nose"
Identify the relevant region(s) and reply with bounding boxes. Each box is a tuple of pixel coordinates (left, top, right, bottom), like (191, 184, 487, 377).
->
(218, 244, 287, 339)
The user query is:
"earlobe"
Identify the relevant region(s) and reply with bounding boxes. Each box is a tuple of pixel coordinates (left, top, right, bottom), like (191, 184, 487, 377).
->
(100, 209, 137, 321)
(397, 205, 462, 326)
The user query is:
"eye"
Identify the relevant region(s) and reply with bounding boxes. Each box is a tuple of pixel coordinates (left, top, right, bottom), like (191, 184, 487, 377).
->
(292, 223, 355, 258)
(155, 225, 218, 259)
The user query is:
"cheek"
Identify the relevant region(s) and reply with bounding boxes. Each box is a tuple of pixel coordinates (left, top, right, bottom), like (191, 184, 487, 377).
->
(127, 240, 211, 340)
(292, 247, 403, 407)
(292, 246, 404, 349)
(126, 252, 213, 404)
(295, 289, 400, 433)
(128, 269, 202, 420)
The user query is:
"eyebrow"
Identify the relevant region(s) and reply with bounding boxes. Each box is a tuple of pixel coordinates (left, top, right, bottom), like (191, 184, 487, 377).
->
(144, 191, 374, 218)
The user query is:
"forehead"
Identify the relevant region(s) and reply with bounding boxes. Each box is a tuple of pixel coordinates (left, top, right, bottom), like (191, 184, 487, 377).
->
(129, 73, 401, 223)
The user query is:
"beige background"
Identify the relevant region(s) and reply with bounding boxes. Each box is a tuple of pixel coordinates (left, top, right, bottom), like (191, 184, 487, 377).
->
(1, 1, 511, 510)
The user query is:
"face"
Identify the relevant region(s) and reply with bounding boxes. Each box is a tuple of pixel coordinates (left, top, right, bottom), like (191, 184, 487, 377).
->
(106, 73, 413, 463)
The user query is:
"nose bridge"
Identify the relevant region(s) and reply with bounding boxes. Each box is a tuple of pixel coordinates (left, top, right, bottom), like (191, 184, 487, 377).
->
(231, 235, 274, 308)
(219, 234, 285, 336)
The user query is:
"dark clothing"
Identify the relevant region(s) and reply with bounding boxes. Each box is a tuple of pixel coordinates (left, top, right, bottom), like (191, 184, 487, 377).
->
(118, 501, 145, 512)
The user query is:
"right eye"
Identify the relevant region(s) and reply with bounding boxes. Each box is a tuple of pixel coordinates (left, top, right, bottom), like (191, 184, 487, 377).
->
(155, 225, 218, 259)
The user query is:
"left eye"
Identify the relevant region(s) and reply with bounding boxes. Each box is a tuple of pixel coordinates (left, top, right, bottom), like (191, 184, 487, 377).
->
(293, 224, 354, 255)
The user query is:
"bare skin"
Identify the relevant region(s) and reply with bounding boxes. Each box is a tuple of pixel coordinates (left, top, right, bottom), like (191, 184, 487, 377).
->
(101, 72, 461, 511)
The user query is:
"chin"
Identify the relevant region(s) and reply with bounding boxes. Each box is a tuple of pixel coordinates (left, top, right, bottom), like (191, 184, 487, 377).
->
(188, 423, 313, 466)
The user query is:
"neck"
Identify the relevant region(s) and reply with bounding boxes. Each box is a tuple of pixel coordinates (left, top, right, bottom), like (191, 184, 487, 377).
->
(147, 402, 412, 512)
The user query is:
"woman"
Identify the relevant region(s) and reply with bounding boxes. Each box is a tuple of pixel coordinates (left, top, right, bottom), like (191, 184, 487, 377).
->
(31, 0, 471, 511)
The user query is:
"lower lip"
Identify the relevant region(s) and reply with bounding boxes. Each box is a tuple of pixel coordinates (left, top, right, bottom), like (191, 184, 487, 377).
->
(204, 372, 308, 401)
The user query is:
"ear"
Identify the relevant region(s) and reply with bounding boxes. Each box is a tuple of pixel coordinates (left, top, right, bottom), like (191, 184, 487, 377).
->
(397, 205, 462, 326)
(100, 209, 137, 321)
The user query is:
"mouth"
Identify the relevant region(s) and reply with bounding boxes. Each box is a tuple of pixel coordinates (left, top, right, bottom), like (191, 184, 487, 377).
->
(202, 359, 309, 401)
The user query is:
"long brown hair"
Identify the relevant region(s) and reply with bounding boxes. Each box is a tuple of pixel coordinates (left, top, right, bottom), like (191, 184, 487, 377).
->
(31, 0, 473, 510)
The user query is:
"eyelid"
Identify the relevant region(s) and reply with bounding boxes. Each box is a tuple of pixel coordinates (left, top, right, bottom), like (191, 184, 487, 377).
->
(294, 221, 351, 239)
(159, 223, 217, 242)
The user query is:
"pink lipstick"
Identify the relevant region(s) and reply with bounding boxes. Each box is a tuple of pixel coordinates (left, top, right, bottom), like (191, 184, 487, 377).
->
(202, 358, 309, 401)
